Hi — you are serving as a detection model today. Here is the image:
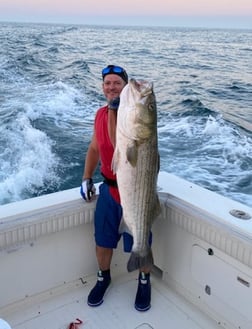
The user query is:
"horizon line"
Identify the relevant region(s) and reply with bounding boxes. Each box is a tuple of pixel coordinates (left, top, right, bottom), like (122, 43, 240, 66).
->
(0, 14, 251, 30)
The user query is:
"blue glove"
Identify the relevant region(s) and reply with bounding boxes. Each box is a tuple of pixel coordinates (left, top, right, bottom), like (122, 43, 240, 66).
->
(80, 178, 96, 201)
(108, 97, 120, 111)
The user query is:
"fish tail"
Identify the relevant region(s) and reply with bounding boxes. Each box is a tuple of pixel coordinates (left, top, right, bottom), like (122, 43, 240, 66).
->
(127, 249, 154, 272)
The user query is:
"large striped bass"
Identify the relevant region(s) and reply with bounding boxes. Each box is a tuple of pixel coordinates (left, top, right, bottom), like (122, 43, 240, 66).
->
(112, 78, 161, 272)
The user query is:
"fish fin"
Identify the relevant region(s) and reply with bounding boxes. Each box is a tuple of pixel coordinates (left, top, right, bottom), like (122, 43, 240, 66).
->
(126, 141, 138, 167)
(127, 249, 154, 272)
(118, 217, 131, 235)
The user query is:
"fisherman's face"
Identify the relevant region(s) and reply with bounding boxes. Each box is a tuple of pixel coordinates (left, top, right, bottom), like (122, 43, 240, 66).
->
(103, 74, 126, 102)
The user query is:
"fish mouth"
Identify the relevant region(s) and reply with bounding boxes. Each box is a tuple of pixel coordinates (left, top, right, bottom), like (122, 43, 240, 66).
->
(130, 78, 153, 96)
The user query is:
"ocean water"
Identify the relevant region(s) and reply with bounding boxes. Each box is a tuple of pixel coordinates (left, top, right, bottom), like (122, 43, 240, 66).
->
(0, 22, 251, 207)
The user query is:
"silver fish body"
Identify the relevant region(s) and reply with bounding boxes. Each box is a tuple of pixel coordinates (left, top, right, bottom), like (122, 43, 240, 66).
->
(112, 78, 160, 272)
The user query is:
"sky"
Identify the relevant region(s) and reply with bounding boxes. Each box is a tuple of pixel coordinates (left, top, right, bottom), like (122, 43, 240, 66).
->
(0, 0, 251, 29)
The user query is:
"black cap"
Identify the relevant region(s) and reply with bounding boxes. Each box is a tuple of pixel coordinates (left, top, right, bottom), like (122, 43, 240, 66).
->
(102, 65, 128, 83)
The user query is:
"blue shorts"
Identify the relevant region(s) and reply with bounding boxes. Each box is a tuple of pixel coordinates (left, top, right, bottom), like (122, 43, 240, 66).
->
(94, 183, 131, 251)
(94, 183, 152, 252)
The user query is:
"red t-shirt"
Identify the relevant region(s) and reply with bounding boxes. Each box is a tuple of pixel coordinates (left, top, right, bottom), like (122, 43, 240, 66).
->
(95, 105, 120, 203)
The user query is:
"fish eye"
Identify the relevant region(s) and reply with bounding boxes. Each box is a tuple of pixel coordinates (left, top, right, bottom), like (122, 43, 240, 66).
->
(148, 101, 156, 111)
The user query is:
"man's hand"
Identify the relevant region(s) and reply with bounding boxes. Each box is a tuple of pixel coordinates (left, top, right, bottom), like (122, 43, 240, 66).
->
(80, 178, 96, 201)
(108, 97, 120, 111)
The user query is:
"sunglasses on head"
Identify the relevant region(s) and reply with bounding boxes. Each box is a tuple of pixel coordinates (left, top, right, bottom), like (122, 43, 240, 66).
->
(102, 65, 125, 76)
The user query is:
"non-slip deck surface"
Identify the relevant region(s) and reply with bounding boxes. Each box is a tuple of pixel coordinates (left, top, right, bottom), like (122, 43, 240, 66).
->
(2, 271, 222, 329)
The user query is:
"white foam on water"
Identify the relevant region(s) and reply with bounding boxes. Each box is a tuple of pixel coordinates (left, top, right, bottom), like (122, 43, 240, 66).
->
(0, 78, 100, 204)
(26, 81, 98, 131)
(0, 112, 59, 204)
(158, 114, 252, 206)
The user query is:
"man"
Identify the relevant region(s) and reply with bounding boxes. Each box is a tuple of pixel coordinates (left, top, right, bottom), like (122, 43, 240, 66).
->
(80, 65, 151, 311)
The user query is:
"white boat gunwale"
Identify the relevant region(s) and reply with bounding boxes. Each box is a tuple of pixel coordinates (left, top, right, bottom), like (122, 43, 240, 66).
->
(0, 172, 252, 329)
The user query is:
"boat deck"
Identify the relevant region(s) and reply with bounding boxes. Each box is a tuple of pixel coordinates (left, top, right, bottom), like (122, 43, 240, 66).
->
(2, 172, 251, 329)
(2, 271, 222, 329)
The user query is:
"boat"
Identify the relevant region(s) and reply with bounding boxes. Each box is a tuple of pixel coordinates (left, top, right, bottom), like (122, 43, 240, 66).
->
(0, 171, 251, 329)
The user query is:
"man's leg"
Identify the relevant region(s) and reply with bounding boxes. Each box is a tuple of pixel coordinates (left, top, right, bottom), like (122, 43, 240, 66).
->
(87, 246, 113, 307)
(87, 183, 121, 307)
(96, 245, 113, 270)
